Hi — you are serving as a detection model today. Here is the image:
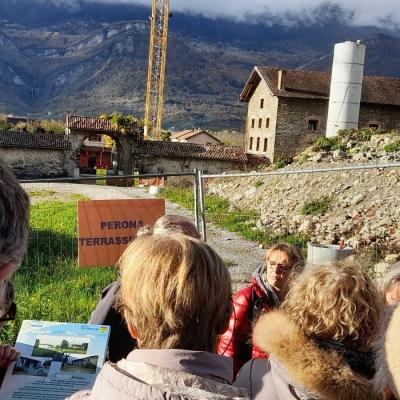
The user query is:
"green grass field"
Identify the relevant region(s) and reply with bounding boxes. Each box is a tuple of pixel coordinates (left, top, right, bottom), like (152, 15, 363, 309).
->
(0, 200, 117, 345)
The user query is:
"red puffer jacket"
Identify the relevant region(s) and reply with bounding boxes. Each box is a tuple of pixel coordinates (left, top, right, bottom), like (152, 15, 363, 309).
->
(217, 274, 279, 378)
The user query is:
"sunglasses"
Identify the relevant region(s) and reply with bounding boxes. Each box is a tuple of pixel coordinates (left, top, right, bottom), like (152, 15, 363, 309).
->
(266, 260, 292, 274)
(0, 301, 16, 322)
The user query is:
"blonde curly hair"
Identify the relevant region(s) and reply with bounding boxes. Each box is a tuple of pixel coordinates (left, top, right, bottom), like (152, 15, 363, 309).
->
(282, 262, 383, 350)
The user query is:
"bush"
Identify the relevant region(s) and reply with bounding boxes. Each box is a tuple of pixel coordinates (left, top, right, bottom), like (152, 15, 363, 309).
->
(384, 141, 400, 153)
(272, 156, 293, 170)
(301, 197, 332, 216)
(312, 136, 346, 152)
(297, 154, 310, 165)
(337, 128, 383, 142)
(254, 180, 263, 188)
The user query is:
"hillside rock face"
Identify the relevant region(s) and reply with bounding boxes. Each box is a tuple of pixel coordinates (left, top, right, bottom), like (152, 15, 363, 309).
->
(1, 1, 400, 129)
(208, 132, 400, 270)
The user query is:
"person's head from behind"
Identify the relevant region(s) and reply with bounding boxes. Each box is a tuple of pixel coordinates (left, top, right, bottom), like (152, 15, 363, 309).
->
(381, 263, 400, 305)
(264, 243, 305, 299)
(282, 262, 382, 350)
(0, 158, 30, 282)
(118, 234, 231, 352)
(137, 214, 201, 239)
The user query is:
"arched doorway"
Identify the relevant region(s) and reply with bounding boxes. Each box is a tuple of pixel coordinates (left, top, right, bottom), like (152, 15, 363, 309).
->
(79, 134, 118, 175)
(65, 116, 143, 177)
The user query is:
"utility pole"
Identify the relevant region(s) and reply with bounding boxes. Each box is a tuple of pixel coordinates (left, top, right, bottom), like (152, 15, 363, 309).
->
(144, 0, 170, 140)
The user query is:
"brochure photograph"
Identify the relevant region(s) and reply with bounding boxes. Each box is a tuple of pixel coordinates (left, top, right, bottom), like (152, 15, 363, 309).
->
(0, 321, 110, 400)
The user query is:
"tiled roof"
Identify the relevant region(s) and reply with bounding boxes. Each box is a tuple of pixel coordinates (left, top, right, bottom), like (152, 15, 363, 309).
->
(170, 129, 194, 139)
(66, 115, 117, 132)
(240, 66, 400, 106)
(66, 115, 138, 133)
(132, 141, 249, 162)
(171, 129, 221, 143)
(0, 131, 70, 149)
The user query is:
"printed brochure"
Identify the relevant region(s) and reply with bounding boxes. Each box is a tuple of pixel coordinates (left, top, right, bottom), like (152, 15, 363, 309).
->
(0, 320, 110, 399)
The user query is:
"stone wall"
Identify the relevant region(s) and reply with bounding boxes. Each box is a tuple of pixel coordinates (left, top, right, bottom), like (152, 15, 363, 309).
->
(0, 147, 68, 178)
(245, 81, 278, 161)
(138, 156, 244, 175)
(274, 98, 328, 160)
(359, 103, 400, 131)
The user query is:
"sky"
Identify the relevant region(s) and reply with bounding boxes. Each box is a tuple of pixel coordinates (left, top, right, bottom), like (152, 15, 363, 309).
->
(75, 0, 400, 29)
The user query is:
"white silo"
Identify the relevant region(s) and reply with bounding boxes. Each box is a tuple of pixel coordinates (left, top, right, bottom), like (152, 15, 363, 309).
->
(326, 40, 366, 137)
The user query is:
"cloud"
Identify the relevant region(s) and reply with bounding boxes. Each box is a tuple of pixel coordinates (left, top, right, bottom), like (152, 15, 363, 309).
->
(44, 0, 400, 29)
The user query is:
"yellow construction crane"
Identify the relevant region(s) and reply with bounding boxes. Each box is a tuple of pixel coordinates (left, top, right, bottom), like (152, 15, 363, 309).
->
(144, 0, 170, 140)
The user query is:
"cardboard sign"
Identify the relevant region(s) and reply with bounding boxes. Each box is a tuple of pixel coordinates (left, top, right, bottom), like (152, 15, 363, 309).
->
(77, 199, 165, 267)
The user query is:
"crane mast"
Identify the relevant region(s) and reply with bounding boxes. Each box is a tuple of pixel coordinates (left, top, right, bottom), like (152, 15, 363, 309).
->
(144, 0, 170, 140)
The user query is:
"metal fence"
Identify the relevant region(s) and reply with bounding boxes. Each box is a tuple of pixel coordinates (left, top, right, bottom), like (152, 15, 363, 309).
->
(200, 161, 400, 282)
(2, 163, 400, 343)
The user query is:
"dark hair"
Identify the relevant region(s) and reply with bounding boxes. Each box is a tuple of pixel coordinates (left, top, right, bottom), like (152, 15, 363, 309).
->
(0, 158, 30, 268)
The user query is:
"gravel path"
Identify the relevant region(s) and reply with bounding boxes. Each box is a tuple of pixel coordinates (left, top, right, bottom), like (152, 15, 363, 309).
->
(23, 182, 265, 288)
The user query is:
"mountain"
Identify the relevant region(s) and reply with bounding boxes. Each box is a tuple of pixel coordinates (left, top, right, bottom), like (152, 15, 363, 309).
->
(0, 0, 400, 130)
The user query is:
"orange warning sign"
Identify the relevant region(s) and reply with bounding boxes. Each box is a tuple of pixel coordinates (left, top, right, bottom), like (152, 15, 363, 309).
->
(77, 198, 165, 267)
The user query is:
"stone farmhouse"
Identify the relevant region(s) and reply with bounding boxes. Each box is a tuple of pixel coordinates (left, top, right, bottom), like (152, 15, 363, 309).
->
(240, 66, 400, 162)
(0, 116, 264, 178)
(0, 130, 70, 178)
(132, 140, 257, 174)
(170, 129, 221, 145)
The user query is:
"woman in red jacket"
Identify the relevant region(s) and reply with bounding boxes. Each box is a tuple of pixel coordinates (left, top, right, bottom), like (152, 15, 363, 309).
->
(217, 243, 305, 377)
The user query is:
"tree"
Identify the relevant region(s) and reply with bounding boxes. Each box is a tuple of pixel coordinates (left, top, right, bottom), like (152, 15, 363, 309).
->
(99, 112, 139, 135)
(61, 339, 69, 349)
(103, 135, 116, 149)
(34, 339, 40, 348)
(160, 131, 171, 141)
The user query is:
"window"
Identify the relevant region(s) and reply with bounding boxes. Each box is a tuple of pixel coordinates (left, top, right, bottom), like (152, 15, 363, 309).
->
(256, 137, 260, 151)
(369, 123, 379, 129)
(308, 120, 318, 131)
(88, 134, 102, 142)
(258, 118, 262, 128)
(266, 118, 270, 128)
(260, 99, 264, 109)
(249, 137, 253, 150)
(263, 138, 268, 152)
(251, 119, 255, 128)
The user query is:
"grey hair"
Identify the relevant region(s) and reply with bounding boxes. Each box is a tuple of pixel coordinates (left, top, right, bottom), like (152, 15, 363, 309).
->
(137, 215, 200, 240)
(381, 262, 400, 297)
(0, 158, 30, 269)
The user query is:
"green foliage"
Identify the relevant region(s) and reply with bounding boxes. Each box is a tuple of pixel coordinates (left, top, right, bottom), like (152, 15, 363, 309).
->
(254, 180, 264, 188)
(0, 201, 117, 344)
(161, 188, 309, 248)
(160, 131, 171, 141)
(272, 156, 293, 170)
(28, 190, 58, 197)
(301, 197, 333, 216)
(0, 117, 65, 134)
(312, 136, 346, 152)
(384, 141, 400, 153)
(337, 128, 383, 142)
(297, 154, 310, 165)
(99, 112, 139, 135)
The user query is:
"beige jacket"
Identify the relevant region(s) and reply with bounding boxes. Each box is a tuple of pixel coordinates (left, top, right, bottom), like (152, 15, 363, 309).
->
(67, 349, 248, 400)
(235, 311, 383, 400)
